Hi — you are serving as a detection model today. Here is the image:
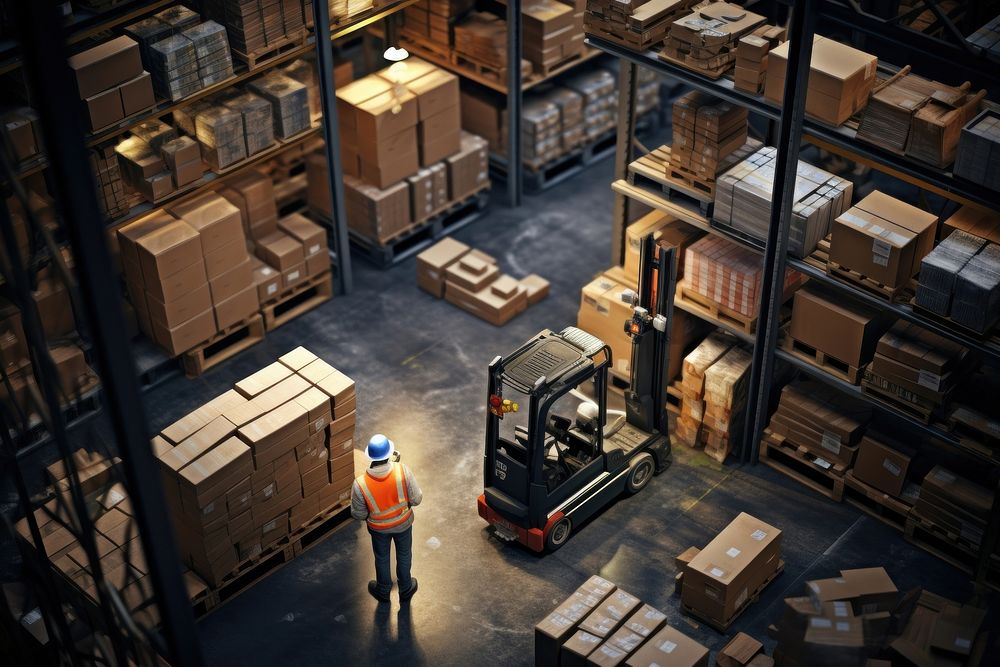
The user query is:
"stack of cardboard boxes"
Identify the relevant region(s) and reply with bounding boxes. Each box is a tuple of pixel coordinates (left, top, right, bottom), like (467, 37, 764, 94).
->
(521, 98, 562, 168)
(153, 347, 356, 586)
(830, 191, 938, 290)
(850, 432, 913, 500)
(564, 68, 617, 142)
(715, 146, 852, 258)
(669, 91, 748, 186)
(248, 72, 311, 139)
(955, 109, 1000, 191)
(523, 0, 580, 74)
(416, 238, 549, 325)
(787, 283, 892, 379)
(204, 0, 310, 56)
(90, 143, 132, 218)
(766, 380, 872, 472)
(116, 120, 206, 202)
(168, 193, 258, 333)
(662, 3, 765, 77)
(733, 35, 770, 94)
(914, 466, 992, 560)
(535, 575, 710, 667)
(379, 58, 461, 167)
(621, 211, 702, 286)
(454, 13, 522, 74)
(584, 0, 696, 51)
(67, 35, 155, 133)
(765, 35, 878, 127)
(862, 321, 969, 418)
(681, 512, 782, 629)
(401, 0, 476, 47)
(676, 331, 737, 448)
(218, 91, 277, 157)
(681, 235, 802, 321)
(701, 346, 752, 462)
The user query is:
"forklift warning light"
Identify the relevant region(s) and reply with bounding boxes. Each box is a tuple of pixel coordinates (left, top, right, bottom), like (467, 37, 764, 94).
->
(489, 395, 519, 418)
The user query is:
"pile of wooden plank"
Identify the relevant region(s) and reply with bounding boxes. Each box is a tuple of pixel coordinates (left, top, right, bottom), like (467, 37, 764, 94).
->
(660, 2, 765, 78)
(584, 0, 698, 51)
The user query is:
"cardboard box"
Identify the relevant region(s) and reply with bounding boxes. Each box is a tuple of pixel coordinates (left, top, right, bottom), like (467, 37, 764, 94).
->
(562, 630, 603, 666)
(445, 254, 500, 291)
(378, 60, 459, 120)
(852, 434, 911, 497)
(209, 258, 253, 304)
(236, 361, 293, 398)
(623, 213, 701, 282)
(84, 87, 124, 132)
(67, 35, 142, 100)
(576, 274, 633, 378)
(214, 285, 258, 331)
(237, 400, 308, 452)
(154, 309, 215, 356)
(146, 283, 212, 328)
(278, 213, 326, 258)
(119, 72, 154, 116)
(789, 283, 889, 368)
(766, 35, 877, 126)
(535, 578, 617, 666)
(251, 257, 282, 303)
(625, 624, 708, 667)
(252, 374, 311, 413)
(808, 567, 898, 615)
(716, 632, 764, 667)
(875, 320, 966, 376)
(169, 194, 243, 253)
(578, 589, 641, 639)
(682, 513, 782, 625)
(256, 231, 305, 271)
(830, 191, 938, 288)
(136, 220, 203, 287)
(445, 277, 529, 326)
(416, 238, 471, 298)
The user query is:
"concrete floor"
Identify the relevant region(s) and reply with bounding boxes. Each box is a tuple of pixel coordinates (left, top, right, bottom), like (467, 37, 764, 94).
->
(125, 155, 994, 665)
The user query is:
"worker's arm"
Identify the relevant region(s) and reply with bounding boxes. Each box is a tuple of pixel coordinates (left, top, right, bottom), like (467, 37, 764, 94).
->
(350, 480, 369, 521)
(403, 465, 423, 507)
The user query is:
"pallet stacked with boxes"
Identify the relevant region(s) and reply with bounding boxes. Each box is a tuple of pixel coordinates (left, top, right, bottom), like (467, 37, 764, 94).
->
(661, 3, 765, 77)
(535, 575, 711, 667)
(584, 0, 696, 51)
(152, 347, 356, 587)
(700, 345, 752, 462)
(115, 120, 206, 202)
(203, 0, 310, 63)
(675, 331, 736, 448)
(68, 35, 155, 133)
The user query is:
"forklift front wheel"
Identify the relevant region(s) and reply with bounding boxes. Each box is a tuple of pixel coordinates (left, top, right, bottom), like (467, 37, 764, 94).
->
(626, 453, 655, 494)
(546, 517, 572, 551)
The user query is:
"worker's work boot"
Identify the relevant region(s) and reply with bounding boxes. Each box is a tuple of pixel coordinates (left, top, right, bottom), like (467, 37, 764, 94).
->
(399, 578, 418, 602)
(367, 580, 390, 603)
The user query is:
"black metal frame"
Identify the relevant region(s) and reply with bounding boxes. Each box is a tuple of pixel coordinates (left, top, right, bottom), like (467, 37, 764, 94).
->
(506, 0, 524, 208)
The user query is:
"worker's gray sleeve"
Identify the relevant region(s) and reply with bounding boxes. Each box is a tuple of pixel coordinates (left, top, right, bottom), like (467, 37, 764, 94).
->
(351, 480, 369, 521)
(404, 465, 423, 506)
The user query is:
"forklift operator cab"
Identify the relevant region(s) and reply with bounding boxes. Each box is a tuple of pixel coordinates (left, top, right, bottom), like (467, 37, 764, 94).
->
(479, 327, 668, 552)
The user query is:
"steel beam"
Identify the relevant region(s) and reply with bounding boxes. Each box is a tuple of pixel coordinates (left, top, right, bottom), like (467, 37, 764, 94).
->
(611, 60, 638, 267)
(313, 0, 354, 294)
(743, 0, 818, 464)
(507, 0, 523, 208)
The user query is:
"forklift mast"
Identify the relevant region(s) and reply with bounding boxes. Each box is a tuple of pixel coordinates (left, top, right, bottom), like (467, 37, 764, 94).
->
(624, 235, 678, 436)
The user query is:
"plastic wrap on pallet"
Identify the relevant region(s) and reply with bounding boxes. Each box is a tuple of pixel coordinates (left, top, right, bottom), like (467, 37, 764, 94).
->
(950, 242, 1000, 333)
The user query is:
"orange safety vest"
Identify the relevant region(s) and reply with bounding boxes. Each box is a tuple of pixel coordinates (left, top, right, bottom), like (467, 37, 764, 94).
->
(357, 463, 412, 531)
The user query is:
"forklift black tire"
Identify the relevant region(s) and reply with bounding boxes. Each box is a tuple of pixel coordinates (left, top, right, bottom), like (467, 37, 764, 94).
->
(626, 453, 655, 494)
(546, 517, 572, 551)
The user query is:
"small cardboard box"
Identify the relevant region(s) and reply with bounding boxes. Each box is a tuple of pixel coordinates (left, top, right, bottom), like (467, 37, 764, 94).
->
(213, 285, 258, 330)
(562, 630, 603, 667)
(136, 220, 203, 286)
(84, 87, 124, 132)
(255, 231, 305, 271)
(852, 434, 912, 497)
(235, 361, 293, 398)
(119, 72, 154, 116)
(278, 213, 327, 258)
(789, 284, 890, 368)
(209, 258, 254, 304)
(251, 258, 282, 303)
(416, 238, 471, 298)
(154, 308, 215, 356)
(578, 589, 641, 639)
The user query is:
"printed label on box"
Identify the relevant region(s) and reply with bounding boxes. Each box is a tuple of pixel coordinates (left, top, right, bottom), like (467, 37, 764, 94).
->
(263, 519, 277, 533)
(202, 501, 215, 516)
(882, 458, 901, 477)
(267, 284, 278, 295)
(918, 369, 941, 391)
(833, 602, 850, 617)
(821, 431, 841, 454)
(813, 457, 832, 470)
(750, 529, 767, 541)
(726, 547, 741, 558)
(709, 566, 726, 578)
(811, 618, 833, 629)
(872, 238, 892, 257)
(659, 640, 677, 654)
(835, 622, 850, 632)
(931, 469, 956, 484)
(955, 638, 971, 649)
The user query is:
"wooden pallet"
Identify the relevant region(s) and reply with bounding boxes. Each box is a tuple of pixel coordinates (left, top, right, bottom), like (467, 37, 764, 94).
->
(803, 237, 832, 272)
(192, 499, 351, 617)
(231, 31, 306, 70)
(676, 284, 758, 334)
(760, 431, 845, 501)
(346, 186, 490, 268)
(681, 560, 785, 633)
(827, 261, 915, 303)
(181, 314, 265, 378)
(261, 271, 333, 332)
(779, 330, 862, 384)
(534, 49, 588, 78)
(903, 511, 979, 575)
(658, 48, 730, 80)
(843, 471, 913, 532)
(450, 52, 530, 83)
(861, 370, 936, 423)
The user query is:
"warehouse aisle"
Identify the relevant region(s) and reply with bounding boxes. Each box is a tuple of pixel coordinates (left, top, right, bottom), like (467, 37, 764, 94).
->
(142, 159, 994, 666)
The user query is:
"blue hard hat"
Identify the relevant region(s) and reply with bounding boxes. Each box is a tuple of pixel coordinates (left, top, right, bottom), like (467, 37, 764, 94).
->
(366, 434, 395, 461)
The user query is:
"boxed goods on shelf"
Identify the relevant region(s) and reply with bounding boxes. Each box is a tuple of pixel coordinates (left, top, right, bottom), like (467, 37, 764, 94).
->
(954, 109, 1000, 191)
(67, 35, 154, 132)
(622, 211, 702, 283)
(767, 379, 872, 469)
(916, 230, 988, 316)
(375, 58, 460, 166)
(701, 345, 752, 461)
(852, 432, 912, 498)
(788, 283, 892, 373)
(950, 243, 1000, 333)
(715, 146, 852, 258)
(670, 91, 748, 180)
(864, 321, 969, 413)
(203, 0, 309, 57)
(662, 2, 765, 76)
(676, 330, 738, 448)
(249, 72, 311, 139)
(220, 168, 280, 242)
(563, 68, 616, 142)
(219, 91, 276, 156)
(1, 107, 41, 163)
(765, 35, 877, 127)
(681, 235, 802, 320)
(829, 191, 938, 289)
(584, 0, 697, 51)
(522, 0, 578, 72)
(914, 466, 991, 553)
(681, 512, 782, 628)
(940, 205, 1000, 244)
(154, 347, 356, 586)
(856, 73, 984, 167)
(733, 35, 770, 94)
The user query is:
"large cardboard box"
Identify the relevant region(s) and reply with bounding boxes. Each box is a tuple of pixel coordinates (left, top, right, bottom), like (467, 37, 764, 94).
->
(154, 309, 215, 356)
(830, 191, 938, 288)
(682, 513, 782, 625)
(625, 624, 708, 667)
(535, 577, 616, 666)
(68, 36, 143, 100)
(789, 284, 890, 368)
(416, 237, 471, 297)
(807, 567, 898, 615)
(136, 220, 204, 288)
(765, 35, 877, 126)
(576, 274, 633, 378)
(852, 433, 911, 497)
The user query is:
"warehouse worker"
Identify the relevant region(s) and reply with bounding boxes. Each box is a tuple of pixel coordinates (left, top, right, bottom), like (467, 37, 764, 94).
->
(352, 434, 423, 603)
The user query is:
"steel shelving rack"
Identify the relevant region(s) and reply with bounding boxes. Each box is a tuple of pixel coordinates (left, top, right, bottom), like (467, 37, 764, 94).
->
(588, 0, 1000, 592)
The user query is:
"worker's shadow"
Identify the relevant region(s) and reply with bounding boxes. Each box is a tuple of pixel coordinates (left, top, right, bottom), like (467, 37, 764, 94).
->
(371, 603, 425, 666)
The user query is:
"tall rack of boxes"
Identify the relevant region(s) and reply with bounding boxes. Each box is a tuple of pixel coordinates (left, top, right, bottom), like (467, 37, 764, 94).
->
(584, 1, 1000, 593)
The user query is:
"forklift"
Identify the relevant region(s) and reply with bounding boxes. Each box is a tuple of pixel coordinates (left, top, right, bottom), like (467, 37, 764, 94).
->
(477, 237, 677, 552)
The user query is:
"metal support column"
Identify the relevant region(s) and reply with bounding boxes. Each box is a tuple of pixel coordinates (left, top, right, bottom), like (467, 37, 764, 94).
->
(610, 60, 638, 267)
(506, 0, 523, 208)
(313, 0, 354, 294)
(742, 0, 818, 464)
(13, 4, 204, 665)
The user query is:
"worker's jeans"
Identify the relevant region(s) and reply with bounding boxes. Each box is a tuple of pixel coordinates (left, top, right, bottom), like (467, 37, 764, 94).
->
(369, 526, 413, 595)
